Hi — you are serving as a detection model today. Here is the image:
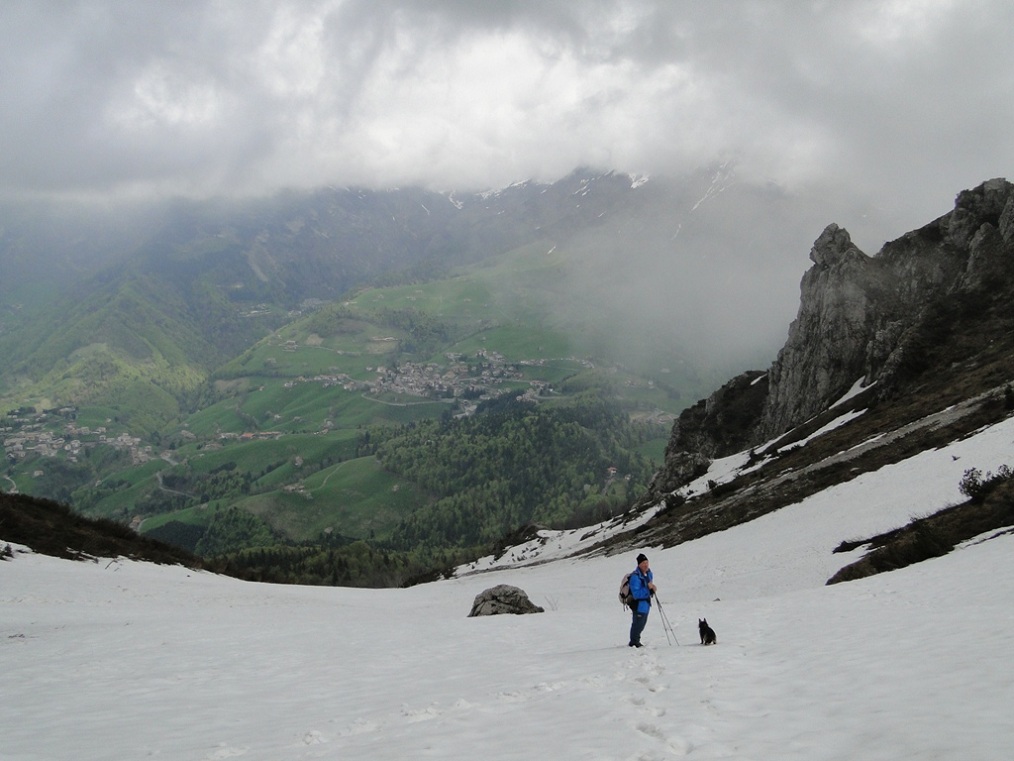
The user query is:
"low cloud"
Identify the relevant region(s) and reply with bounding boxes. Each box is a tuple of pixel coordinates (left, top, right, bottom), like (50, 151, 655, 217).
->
(3, 2, 1010, 231)
(2, 0, 1010, 374)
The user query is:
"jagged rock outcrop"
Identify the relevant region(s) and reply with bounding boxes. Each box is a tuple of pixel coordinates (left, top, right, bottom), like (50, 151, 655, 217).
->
(646, 371, 768, 497)
(648, 178, 1014, 496)
(759, 223, 891, 438)
(467, 584, 544, 617)
(759, 177, 1014, 440)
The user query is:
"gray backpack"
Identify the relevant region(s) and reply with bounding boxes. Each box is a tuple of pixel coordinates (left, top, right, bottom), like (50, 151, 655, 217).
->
(619, 572, 635, 610)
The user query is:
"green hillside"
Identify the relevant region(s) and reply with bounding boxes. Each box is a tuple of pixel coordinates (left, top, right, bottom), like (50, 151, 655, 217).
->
(0, 271, 284, 432)
(2, 240, 697, 583)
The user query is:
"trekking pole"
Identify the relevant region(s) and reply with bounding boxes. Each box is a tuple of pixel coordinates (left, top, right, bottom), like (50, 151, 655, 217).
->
(654, 596, 680, 646)
(658, 603, 673, 647)
(660, 600, 679, 646)
(654, 594, 672, 646)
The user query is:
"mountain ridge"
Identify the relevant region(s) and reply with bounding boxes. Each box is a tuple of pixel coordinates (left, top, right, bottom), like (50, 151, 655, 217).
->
(642, 178, 1014, 500)
(567, 178, 1014, 574)
(0, 168, 713, 417)
(3, 161, 819, 402)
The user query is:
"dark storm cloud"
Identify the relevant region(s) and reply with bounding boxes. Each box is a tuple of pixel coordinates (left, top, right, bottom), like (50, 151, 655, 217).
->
(2, 0, 1012, 244)
(3, 2, 1009, 217)
(3, 0, 1012, 378)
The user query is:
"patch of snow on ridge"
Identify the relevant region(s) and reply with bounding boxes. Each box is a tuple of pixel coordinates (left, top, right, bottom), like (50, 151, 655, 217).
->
(690, 161, 735, 211)
(780, 408, 868, 452)
(679, 449, 754, 497)
(831, 376, 876, 408)
(477, 179, 534, 201)
(457, 503, 664, 575)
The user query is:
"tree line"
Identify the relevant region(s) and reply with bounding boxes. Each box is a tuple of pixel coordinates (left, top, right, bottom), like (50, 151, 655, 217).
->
(374, 391, 659, 548)
(142, 389, 664, 587)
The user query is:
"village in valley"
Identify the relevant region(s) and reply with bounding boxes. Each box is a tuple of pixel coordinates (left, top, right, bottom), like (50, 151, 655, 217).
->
(280, 348, 562, 414)
(2, 409, 153, 467)
(0, 349, 533, 478)
(2, 343, 672, 500)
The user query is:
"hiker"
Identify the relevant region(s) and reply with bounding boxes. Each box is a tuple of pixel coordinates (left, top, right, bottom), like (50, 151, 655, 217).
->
(628, 553, 657, 647)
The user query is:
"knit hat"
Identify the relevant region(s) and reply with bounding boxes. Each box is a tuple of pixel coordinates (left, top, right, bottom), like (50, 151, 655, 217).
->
(636, 553, 648, 563)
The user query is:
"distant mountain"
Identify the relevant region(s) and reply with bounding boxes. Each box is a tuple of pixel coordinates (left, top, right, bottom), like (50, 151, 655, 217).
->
(0, 165, 825, 422)
(7, 165, 915, 584)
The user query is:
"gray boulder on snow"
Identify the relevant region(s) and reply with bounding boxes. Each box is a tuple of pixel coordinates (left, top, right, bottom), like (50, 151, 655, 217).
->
(468, 584, 544, 617)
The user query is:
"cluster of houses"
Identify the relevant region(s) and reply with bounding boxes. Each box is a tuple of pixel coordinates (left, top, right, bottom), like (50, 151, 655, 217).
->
(281, 348, 552, 410)
(0, 347, 546, 471)
(2, 413, 153, 465)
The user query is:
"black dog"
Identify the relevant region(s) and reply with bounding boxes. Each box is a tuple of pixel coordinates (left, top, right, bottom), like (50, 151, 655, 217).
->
(698, 618, 716, 645)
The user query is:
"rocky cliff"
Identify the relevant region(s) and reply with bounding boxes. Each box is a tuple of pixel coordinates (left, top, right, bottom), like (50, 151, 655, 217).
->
(645, 177, 1014, 502)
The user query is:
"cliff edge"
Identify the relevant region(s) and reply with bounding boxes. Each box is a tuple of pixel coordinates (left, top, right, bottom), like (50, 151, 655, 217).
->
(644, 178, 1014, 503)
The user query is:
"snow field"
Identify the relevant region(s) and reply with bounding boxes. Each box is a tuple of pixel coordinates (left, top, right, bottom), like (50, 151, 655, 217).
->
(3, 414, 1013, 759)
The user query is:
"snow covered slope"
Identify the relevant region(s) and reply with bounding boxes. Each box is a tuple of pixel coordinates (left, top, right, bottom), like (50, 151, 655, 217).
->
(3, 414, 1013, 760)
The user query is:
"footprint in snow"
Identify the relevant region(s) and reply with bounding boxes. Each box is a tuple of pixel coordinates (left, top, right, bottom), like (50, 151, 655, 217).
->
(204, 744, 248, 759)
(634, 674, 666, 693)
(401, 702, 441, 722)
(337, 717, 381, 736)
(299, 730, 329, 745)
(634, 722, 693, 757)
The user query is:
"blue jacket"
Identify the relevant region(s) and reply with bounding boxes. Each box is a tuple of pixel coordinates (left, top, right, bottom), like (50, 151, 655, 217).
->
(629, 567, 654, 615)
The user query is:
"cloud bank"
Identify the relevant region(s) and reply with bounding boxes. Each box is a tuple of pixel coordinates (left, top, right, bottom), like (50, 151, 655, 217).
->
(3, 1, 1011, 240)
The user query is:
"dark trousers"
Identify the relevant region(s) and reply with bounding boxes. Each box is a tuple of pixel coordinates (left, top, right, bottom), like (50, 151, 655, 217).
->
(629, 610, 649, 645)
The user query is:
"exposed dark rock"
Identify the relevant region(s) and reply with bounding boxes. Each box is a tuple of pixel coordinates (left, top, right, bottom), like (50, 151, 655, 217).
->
(765, 178, 1013, 438)
(648, 178, 1014, 496)
(760, 224, 890, 438)
(468, 584, 545, 617)
(0, 491, 203, 567)
(642, 371, 767, 502)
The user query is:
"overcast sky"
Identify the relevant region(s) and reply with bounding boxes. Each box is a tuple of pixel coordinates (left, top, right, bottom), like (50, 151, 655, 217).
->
(3, 0, 1012, 243)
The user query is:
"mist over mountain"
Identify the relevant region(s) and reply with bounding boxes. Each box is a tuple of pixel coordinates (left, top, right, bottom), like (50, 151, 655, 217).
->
(1, 165, 845, 414)
(1, 165, 846, 575)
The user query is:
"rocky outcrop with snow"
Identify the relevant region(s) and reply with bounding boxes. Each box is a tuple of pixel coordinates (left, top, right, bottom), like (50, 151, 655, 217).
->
(763, 178, 1013, 438)
(648, 177, 1014, 499)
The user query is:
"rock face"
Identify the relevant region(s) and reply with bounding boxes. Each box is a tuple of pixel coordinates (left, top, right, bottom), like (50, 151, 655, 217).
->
(648, 178, 1014, 496)
(759, 223, 889, 438)
(467, 584, 545, 617)
(646, 371, 768, 498)
(762, 177, 1014, 439)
